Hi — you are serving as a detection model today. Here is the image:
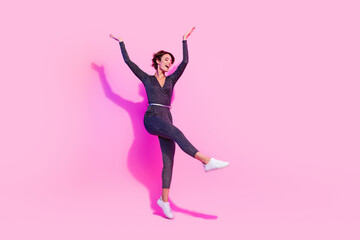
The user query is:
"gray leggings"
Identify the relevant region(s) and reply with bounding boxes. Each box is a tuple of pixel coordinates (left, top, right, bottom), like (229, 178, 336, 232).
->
(143, 113, 199, 188)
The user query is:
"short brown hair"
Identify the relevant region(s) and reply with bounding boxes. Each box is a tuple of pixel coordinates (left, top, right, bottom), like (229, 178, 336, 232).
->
(151, 50, 175, 70)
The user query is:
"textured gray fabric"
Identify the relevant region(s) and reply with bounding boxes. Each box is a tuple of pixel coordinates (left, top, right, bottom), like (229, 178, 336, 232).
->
(119, 40, 199, 188)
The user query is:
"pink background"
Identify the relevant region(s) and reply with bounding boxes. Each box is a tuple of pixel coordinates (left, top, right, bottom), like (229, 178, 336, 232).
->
(1, 0, 359, 239)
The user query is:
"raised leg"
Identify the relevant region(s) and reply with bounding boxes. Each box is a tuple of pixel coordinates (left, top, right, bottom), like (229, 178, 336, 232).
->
(144, 115, 199, 158)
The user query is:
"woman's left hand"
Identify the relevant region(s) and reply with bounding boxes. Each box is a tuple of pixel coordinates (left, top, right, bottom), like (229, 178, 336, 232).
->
(183, 27, 195, 40)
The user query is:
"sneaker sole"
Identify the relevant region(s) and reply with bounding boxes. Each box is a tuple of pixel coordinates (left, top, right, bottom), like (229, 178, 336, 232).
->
(205, 163, 230, 172)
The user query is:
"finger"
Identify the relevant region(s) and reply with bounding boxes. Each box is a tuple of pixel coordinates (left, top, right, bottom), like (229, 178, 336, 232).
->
(186, 27, 195, 38)
(109, 34, 119, 41)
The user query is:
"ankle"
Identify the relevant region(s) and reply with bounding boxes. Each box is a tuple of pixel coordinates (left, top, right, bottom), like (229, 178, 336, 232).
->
(203, 158, 211, 165)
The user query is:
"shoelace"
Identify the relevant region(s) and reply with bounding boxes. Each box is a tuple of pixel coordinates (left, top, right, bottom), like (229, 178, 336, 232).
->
(165, 203, 173, 212)
(214, 159, 221, 168)
(161, 199, 173, 212)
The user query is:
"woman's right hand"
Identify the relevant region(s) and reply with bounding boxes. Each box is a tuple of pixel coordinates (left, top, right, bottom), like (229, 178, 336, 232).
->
(109, 34, 123, 42)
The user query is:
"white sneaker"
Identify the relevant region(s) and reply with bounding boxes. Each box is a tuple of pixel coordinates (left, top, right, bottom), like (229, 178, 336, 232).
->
(157, 196, 174, 219)
(203, 158, 229, 172)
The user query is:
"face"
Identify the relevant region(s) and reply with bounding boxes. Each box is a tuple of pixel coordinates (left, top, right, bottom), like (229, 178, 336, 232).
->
(157, 54, 173, 72)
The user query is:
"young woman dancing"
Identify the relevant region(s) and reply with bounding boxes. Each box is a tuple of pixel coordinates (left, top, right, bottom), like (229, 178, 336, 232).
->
(109, 27, 229, 219)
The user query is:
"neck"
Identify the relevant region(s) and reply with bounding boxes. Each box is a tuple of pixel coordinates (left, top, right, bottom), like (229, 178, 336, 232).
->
(155, 68, 165, 78)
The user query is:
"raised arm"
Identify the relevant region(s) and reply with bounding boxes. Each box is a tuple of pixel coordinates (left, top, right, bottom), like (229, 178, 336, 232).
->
(170, 27, 195, 86)
(169, 40, 189, 85)
(110, 34, 148, 81)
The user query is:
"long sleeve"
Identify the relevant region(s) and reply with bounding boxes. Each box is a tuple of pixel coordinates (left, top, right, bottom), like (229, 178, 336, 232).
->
(170, 40, 189, 86)
(119, 41, 148, 81)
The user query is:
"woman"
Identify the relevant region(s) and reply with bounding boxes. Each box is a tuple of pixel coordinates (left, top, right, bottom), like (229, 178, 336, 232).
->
(110, 27, 229, 219)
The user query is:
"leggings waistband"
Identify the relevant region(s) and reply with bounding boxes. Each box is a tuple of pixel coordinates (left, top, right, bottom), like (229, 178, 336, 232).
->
(148, 103, 172, 109)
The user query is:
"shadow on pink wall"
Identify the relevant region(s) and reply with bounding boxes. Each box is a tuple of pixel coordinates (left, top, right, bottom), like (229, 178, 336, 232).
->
(92, 63, 217, 220)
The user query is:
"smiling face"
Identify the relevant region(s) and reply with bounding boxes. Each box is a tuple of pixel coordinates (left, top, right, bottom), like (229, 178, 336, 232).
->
(157, 54, 173, 73)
